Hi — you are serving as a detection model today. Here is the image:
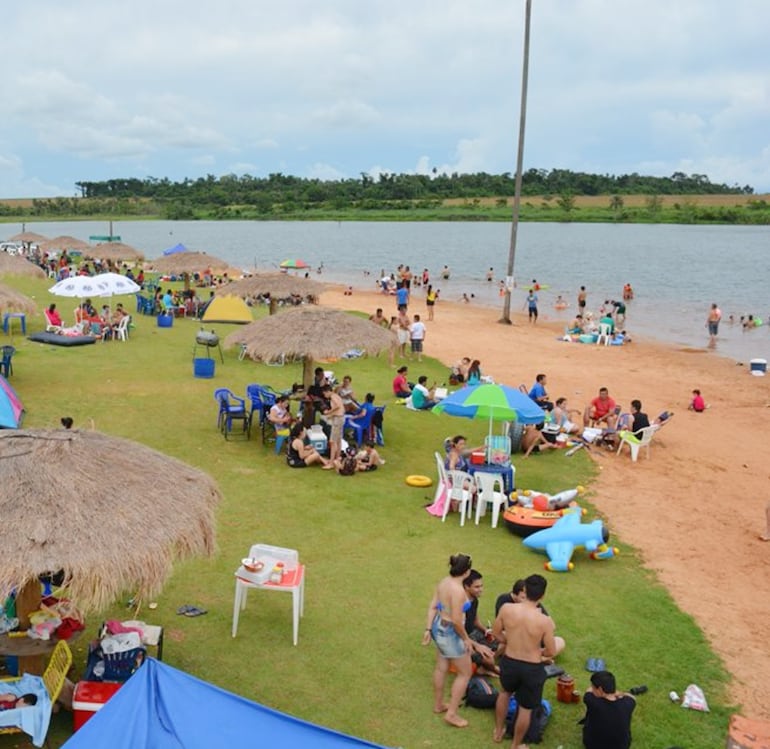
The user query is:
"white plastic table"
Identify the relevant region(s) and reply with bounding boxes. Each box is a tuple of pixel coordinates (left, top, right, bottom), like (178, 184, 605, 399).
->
(231, 545, 305, 646)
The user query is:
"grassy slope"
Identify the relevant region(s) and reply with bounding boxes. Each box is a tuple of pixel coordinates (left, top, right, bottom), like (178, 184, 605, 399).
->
(4, 273, 730, 748)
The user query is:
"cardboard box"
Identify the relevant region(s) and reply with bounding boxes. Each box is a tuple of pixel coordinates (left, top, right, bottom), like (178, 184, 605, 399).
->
(73, 681, 122, 731)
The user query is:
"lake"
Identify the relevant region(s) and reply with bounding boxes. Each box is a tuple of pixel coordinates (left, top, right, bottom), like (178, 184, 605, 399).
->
(7, 219, 769, 363)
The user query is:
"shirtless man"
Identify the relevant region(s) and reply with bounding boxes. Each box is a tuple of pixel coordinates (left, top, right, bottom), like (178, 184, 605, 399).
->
(492, 574, 556, 748)
(369, 308, 389, 328)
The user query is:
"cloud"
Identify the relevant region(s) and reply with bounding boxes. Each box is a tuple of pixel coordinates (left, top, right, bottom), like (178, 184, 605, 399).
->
(0, 0, 769, 194)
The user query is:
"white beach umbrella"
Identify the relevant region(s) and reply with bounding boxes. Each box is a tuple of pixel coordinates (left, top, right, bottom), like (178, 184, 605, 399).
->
(49, 273, 140, 298)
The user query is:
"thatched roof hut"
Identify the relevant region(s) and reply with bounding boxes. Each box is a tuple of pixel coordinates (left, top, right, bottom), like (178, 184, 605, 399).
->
(38, 235, 90, 252)
(147, 251, 234, 275)
(222, 273, 324, 300)
(0, 281, 37, 315)
(7, 231, 48, 244)
(0, 253, 47, 279)
(0, 429, 221, 615)
(225, 306, 395, 385)
(87, 242, 145, 263)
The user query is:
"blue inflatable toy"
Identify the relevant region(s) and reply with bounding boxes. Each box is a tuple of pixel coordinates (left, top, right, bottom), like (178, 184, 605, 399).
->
(522, 508, 618, 572)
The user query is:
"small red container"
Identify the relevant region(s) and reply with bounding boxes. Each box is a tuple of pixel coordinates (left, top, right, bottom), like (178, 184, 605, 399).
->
(73, 681, 123, 731)
(470, 450, 486, 465)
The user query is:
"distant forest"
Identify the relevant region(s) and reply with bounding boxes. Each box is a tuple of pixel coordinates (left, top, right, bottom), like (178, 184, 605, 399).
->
(3, 169, 766, 224)
(73, 169, 752, 204)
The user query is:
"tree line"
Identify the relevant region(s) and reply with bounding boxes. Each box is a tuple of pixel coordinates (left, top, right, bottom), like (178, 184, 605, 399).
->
(73, 169, 752, 206)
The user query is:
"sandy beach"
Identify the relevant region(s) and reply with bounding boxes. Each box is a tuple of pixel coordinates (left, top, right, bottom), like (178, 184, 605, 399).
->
(322, 284, 770, 720)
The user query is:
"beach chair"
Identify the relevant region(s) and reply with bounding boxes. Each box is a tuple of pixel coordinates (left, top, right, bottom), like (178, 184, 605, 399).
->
(473, 471, 507, 528)
(0, 346, 15, 378)
(596, 322, 612, 346)
(214, 389, 249, 440)
(0, 639, 73, 748)
(443, 470, 474, 526)
(616, 424, 658, 462)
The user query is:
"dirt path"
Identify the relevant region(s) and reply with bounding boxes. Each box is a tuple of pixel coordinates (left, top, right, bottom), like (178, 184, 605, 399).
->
(324, 286, 770, 719)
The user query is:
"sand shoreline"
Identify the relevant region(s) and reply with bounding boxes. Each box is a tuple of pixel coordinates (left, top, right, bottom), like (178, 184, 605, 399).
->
(321, 283, 770, 720)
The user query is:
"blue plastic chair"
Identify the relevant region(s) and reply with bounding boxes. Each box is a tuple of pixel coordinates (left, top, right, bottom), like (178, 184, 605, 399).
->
(0, 346, 15, 378)
(373, 405, 386, 445)
(214, 389, 248, 440)
(344, 407, 374, 446)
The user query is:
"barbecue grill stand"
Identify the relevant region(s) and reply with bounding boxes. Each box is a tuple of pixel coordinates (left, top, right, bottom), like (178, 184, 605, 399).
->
(193, 328, 224, 362)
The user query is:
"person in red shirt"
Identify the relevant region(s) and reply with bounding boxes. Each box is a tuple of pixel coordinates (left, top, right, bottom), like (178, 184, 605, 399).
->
(392, 366, 412, 398)
(583, 387, 617, 428)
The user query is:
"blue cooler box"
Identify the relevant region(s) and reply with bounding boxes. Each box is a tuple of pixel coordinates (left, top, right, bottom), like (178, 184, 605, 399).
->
(193, 358, 215, 378)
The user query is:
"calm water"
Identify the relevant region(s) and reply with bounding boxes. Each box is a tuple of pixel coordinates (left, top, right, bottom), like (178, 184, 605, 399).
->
(8, 220, 769, 362)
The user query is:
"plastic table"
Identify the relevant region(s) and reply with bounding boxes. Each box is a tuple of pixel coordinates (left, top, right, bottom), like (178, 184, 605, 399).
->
(232, 563, 305, 646)
(2, 313, 26, 335)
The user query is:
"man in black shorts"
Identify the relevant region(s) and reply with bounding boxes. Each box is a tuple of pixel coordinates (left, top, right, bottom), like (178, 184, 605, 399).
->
(492, 574, 557, 748)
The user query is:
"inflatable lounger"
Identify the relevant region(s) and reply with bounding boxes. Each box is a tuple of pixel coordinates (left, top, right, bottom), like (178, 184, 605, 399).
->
(27, 331, 96, 347)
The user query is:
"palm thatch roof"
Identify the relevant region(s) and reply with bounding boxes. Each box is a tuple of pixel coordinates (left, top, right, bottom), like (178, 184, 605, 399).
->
(0, 253, 47, 279)
(0, 429, 221, 613)
(0, 281, 37, 315)
(38, 235, 90, 252)
(7, 231, 48, 244)
(225, 306, 395, 384)
(86, 242, 145, 262)
(222, 273, 324, 300)
(147, 251, 235, 275)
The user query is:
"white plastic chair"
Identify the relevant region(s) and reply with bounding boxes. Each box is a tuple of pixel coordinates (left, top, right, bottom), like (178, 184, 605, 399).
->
(443, 470, 474, 526)
(473, 471, 508, 528)
(115, 315, 130, 342)
(232, 543, 304, 645)
(433, 452, 450, 506)
(616, 425, 658, 462)
(596, 323, 612, 346)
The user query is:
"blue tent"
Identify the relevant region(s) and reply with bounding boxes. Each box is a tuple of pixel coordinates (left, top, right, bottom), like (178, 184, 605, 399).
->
(162, 243, 188, 256)
(63, 659, 395, 749)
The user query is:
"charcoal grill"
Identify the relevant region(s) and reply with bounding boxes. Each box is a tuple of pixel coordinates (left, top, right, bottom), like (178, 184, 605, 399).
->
(192, 328, 224, 362)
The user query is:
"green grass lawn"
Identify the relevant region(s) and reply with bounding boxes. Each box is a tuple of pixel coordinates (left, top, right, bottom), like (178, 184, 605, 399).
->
(4, 273, 731, 748)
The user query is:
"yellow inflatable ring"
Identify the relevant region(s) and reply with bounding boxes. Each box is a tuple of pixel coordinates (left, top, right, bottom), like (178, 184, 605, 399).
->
(405, 474, 433, 488)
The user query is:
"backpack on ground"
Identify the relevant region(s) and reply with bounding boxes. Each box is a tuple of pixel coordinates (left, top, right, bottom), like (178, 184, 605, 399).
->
(465, 676, 499, 709)
(505, 697, 551, 743)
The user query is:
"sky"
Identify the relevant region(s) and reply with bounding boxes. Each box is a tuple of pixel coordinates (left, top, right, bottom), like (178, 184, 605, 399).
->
(1, 0, 769, 198)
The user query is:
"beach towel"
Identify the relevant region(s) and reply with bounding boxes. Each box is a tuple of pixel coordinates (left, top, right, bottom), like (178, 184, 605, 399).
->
(0, 673, 52, 747)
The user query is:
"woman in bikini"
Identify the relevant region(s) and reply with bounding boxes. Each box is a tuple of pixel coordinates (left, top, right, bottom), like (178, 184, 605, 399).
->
(422, 553, 475, 728)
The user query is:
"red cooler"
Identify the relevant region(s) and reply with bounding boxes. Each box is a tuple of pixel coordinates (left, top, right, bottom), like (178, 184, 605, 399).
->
(470, 450, 486, 465)
(73, 681, 123, 731)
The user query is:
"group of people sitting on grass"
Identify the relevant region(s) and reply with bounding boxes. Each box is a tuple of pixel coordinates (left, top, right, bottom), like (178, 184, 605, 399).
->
(392, 365, 444, 410)
(46, 300, 129, 339)
(271, 368, 384, 475)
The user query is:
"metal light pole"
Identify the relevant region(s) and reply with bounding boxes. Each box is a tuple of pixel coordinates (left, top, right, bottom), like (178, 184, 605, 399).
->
(500, 0, 533, 324)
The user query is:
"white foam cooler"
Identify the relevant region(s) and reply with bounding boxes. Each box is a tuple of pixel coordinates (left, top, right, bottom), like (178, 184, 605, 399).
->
(750, 358, 767, 376)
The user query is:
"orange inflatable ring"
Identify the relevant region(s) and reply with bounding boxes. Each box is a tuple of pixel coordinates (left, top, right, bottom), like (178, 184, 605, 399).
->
(405, 474, 433, 488)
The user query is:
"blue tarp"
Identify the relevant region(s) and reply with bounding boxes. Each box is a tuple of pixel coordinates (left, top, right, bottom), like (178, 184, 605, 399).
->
(62, 659, 395, 749)
(162, 243, 188, 256)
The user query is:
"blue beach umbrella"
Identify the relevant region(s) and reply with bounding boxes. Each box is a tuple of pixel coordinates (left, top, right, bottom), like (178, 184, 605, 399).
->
(162, 243, 188, 256)
(432, 383, 544, 440)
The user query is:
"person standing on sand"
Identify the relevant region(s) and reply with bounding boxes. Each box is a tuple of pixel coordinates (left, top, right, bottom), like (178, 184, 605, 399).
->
(493, 574, 557, 747)
(426, 285, 437, 321)
(525, 290, 538, 323)
(706, 303, 722, 347)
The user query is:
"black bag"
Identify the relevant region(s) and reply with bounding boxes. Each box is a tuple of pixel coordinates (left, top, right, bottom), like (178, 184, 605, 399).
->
(505, 700, 550, 743)
(465, 676, 499, 709)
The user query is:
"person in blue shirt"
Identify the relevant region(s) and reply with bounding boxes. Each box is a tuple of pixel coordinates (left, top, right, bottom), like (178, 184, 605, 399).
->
(525, 291, 538, 322)
(396, 284, 409, 310)
(528, 373, 553, 411)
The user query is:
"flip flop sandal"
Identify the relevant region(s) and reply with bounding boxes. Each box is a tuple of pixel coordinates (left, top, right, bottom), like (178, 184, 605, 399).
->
(184, 606, 208, 617)
(585, 658, 606, 672)
(176, 605, 192, 615)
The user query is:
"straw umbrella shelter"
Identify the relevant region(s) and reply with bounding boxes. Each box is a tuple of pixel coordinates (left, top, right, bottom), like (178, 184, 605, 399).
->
(38, 235, 90, 253)
(148, 251, 233, 275)
(87, 241, 145, 263)
(223, 273, 324, 314)
(0, 428, 221, 671)
(0, 281, 37, 316)
(7, 231, 48, 244)
(0, 253, 47, 279)
(225, 306, 395, 386)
